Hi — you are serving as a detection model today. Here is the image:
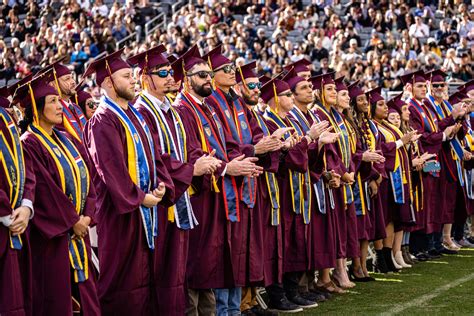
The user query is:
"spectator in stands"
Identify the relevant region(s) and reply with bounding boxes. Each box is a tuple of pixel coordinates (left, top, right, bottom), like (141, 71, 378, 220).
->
(409, 16, 430, 38)
(70, 42, 88, 75)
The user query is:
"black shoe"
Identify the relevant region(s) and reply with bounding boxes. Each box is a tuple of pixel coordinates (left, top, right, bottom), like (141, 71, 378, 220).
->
(242, 309, 257, 315)
(288, 294, 319, 308)
(309, 288, 332, 300)
(427, 249, 442, 259)
(364, 276, 376, 282)
(250, 305, 279, 316)
(375, 249, 390, 273)
(268, 297, 303, 313)
(439, 246, 458, 255)
(467, 236, 474, 244)
(300, 291, 326, 302)
(382, 247, 400, 273)
(414, 252, 430, 261)
(348, 265, 370, 282)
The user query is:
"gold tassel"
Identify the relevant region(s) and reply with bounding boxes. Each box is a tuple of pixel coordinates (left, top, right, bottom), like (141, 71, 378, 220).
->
(28, 83, 39, 125)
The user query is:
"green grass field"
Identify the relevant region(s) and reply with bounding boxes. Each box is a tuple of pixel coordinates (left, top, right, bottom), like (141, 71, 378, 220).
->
(302, 249, 474, 315)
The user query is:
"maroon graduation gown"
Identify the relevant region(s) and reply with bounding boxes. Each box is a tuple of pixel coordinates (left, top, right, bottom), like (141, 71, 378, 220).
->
(134, 96, 197, 316)
(176, 95, 244, 289)
(296, 109, 337, 270)
(21, 131, 100, 316)
(266, 117, 311, 273)
(84, 105, 175, 315)
(423, 98, 467, 226)
(315, 107, 358, 259)
(207, 90, 270, 285)
(248, 110, 282, 286)
(408, 98, 446, 233)
(0, 117, 35, 316)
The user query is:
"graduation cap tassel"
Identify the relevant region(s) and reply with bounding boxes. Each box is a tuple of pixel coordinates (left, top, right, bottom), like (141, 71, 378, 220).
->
(273, 82, 279, 113)
(28, 83, 39, 125)
(105, 59, 120, 97)
(52, 69, 63, 99)
(238, 66, 250, 95)
(207, 56, 216, 90)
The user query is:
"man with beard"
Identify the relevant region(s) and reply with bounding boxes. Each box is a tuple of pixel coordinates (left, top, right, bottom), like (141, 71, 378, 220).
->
(171, 44, 263, 315)
(37, 60, 87, 142)
(234, 61, 297, 314)
(82, 49, 175, 315)
(424, 70, 469, 254)
(203, 46, 283, 315)
(127, 44, 222, 316)
(401, 70, 462, 261)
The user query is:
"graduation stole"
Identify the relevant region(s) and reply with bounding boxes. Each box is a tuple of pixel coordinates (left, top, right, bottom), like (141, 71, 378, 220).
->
(0, 108, 25, 250)
(29, 124, 90, 283)
(180, 92, 241, 222)
(426, 95, 465, 186)
(290, 107, 328, 215)
(264, 108, 312, 224)
(61, 100, 86, 142)
(139, 93, 198, 230)
(208, 89, 256, 209)
(102, 96, 158, 249)
(409, 98, 438, 133)
(316, 105, 354, 205)
(375, 121, 412, 204)
(465, 114, 474, 200)
(252, 109, 280, 226)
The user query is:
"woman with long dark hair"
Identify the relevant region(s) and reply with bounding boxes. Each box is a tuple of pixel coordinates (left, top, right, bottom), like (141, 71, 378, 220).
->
(18, 74, 100, 315)
(344, 81, 387, 280)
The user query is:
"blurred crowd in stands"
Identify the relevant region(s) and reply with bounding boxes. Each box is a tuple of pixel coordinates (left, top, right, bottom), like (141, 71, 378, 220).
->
(0, 0, 472, 93)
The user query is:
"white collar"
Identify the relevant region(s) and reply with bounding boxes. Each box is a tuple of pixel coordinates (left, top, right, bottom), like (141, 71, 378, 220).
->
(142, 90, 170, 113)
(187, 91, 204, 106)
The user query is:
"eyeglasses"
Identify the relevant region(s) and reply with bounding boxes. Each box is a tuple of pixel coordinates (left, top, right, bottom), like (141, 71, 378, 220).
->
(149, 69, 174, 78)
(247, 82, 262, 90)
(432, 83, 446, 88)
(215, 64, 236, 74)
(187, 71, 215, 79)
(278, 92, 293, 98)
(86, 101, 98, 109)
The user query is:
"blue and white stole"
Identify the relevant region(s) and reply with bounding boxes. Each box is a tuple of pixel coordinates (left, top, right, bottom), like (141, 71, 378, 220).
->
(0, 107, 25, 250)
(427, 95, 465, 186)
(252, 109, 280, 226)
(265, 108, 311, 224)
(289, 106, 328, 215)
(102, 96, 158, 249)
(208, 89, 256, 209)
(180, 92, 241, 222)
(375, 121, 409, 204)
(29, 124, 90, 283)
(465, 114, 474, 199)
(138, 93, 198, 230)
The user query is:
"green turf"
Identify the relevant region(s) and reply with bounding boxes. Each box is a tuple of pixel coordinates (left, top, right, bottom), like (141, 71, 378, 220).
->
(300, 249, 474, 315)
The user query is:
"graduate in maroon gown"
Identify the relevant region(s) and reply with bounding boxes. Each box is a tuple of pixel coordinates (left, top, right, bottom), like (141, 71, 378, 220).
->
(170, 45, 262, 315)
(82, 49, 175, 315)
(127, 45, 222, 316)
(282, 69, 341, 301)
(369, 87, 416, 273)
(37, 60, 87, 142)
(75, 87, 98, 120)
(284, 58, 313, 80)
(424, 70, 468, 254)
(401, 71, 461, 260)
(345, 81, 386, 280)
(261, 77, 332, 308)
(203, 46, 282, 314)
(18, 74, 100, 315)
(312, 73, 355, 294)
(0, 88, 35, 316)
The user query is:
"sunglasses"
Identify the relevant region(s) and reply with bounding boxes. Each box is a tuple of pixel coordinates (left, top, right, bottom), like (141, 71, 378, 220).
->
(149, 69, 174, 78)
(187, 70, 215, 79)
(278, 92, 293, 98)
(432, 83, 446, 88)
(247, 82, 262, 90)
(86, 101, 98, 109)
(215, 64, 236, 74)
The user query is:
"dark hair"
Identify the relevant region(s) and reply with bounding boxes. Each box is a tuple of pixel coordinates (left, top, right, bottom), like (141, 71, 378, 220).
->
(19, 96, 46, 134)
